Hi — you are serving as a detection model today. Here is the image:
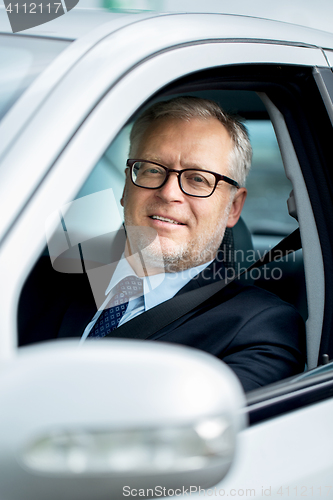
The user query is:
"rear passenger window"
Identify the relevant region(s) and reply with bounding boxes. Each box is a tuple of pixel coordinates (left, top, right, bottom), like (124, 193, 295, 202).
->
(244, 119, 298, 235)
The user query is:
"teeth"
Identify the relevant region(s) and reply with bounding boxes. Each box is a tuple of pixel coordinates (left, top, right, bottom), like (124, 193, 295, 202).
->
(151, 215, 182, 225)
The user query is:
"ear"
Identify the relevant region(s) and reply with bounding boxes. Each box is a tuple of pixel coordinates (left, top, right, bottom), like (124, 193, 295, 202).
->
(226, 188, 247, 228)
(120, 168, 130, 207)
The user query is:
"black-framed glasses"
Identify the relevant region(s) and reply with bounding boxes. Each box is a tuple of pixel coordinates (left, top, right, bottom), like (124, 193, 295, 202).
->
(126, 159, 240, 198)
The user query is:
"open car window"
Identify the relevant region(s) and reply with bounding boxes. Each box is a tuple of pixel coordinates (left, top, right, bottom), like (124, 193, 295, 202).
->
(17, 85, 308, 396)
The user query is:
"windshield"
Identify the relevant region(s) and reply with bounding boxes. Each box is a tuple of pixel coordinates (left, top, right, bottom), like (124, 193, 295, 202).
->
(0, 34, 70, 121)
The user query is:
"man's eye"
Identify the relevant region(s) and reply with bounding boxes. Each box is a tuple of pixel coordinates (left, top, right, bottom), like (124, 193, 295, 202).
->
(187, 173, 210, 185)
(192, 175, 205, 183)
(141, 166, 164, 175)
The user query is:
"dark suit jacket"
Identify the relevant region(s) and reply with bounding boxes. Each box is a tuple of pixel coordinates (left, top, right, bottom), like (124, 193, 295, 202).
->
(19, 256, 305, 393)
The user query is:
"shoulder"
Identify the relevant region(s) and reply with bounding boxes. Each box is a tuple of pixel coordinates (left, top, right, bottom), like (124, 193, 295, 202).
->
(212, 282, 306, 391)
(205, 275, 300, 318)
(200, 279, 306, 360)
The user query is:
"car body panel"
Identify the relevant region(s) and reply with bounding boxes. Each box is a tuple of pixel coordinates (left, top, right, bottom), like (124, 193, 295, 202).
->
(221, 396, 333, 499)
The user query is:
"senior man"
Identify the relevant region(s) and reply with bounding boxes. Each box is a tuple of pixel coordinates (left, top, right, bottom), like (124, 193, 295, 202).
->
(75, 96, 305, 392)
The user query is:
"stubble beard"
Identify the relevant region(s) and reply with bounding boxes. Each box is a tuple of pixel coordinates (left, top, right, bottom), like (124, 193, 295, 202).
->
(124, 197, 233, 274)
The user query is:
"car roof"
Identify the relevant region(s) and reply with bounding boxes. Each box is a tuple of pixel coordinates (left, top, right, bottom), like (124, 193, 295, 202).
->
(0, 7, 154, 40)
(1, 7, 333, 50)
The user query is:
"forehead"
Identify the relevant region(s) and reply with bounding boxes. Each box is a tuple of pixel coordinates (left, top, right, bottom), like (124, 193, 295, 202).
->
(135, 116, 233, 171)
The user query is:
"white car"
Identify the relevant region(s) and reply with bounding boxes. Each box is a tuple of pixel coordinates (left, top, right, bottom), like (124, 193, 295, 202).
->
(1, 7, 333, 500)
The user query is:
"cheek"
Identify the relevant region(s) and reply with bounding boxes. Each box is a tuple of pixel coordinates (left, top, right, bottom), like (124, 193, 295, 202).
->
(121, 180, 132, 208)
(123, 185, 152, 218)
(122, 183, 139, 208)
(213, 192, 232, 219)
(193, 200, 225, 229)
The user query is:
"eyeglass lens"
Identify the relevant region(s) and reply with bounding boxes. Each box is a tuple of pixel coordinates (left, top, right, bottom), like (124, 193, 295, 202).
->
(132, 161, 216, 196)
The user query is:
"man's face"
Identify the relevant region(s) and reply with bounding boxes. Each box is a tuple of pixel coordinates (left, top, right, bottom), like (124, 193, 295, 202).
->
(121, 117, 247, 273)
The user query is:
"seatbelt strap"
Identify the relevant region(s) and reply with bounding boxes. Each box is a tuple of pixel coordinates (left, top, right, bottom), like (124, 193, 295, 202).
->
(105, 228, 301, 341)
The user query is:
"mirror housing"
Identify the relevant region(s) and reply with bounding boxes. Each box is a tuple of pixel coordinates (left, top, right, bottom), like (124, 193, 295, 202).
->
(0, 340, 246, 500)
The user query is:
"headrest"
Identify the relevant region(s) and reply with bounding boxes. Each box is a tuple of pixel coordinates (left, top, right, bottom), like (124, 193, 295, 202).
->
(220, 217, 254, 284)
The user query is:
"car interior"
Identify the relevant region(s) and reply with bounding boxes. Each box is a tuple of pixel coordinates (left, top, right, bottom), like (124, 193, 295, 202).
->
(18, 62, 333, 394)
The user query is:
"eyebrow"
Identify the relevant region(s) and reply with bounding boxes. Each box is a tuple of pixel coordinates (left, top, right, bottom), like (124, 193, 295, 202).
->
(141, 156, 208, 171)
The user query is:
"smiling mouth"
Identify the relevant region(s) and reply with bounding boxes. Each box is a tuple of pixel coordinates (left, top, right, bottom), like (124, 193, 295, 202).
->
(150, 215, 185, 225)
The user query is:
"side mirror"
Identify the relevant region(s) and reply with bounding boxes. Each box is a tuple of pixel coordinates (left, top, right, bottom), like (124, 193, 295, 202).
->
(0, 340, 246, 500)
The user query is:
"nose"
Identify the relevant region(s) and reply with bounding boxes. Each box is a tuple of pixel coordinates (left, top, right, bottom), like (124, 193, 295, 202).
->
(156, 171, 184, 202)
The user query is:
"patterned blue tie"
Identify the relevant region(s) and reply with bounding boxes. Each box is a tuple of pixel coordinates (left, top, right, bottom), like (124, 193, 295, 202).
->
(88, 275, 143, 339)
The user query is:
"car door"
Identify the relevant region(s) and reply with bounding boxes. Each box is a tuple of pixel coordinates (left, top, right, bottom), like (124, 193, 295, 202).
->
(1, 12, 333, 499)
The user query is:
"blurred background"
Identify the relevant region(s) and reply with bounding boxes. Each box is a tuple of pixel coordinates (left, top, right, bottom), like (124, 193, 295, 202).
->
(80, 0, 333, 34)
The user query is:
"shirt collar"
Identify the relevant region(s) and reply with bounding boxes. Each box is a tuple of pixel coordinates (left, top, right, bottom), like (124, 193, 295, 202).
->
(105, 255, 213, 311)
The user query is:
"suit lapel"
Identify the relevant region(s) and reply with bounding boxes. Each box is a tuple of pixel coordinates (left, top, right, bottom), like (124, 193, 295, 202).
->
(147, 259, 230, 340)
(175, 259, 227, 296)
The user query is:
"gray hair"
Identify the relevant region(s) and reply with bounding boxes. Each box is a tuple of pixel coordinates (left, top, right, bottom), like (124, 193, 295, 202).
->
(129, 96, 252, 187)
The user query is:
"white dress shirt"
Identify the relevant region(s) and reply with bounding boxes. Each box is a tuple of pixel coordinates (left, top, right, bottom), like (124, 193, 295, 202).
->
(81, 255, 212, 342)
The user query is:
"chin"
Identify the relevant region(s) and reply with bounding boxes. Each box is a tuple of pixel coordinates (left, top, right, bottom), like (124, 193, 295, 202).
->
(125, 221, 226, 273)
(148, 238, 218, 273)
(143, 238, 187, 271)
